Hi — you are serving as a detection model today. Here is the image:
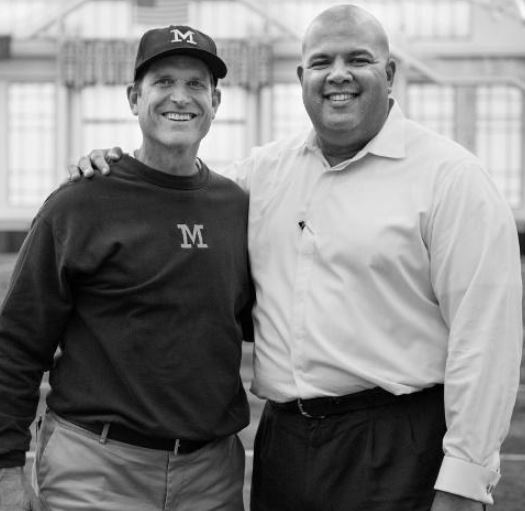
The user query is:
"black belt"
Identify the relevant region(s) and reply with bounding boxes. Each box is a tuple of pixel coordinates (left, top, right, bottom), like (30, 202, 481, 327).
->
(269, 385, 443, 419)
(70, 419, 211, 454)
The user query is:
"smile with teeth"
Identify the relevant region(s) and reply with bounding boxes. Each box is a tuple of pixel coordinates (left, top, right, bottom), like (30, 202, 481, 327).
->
(163, 112, 196, 121)
(326, 93, 358, 101)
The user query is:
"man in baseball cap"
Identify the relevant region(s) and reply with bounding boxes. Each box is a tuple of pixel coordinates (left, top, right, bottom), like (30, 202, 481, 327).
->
(0, 24, 252, 511)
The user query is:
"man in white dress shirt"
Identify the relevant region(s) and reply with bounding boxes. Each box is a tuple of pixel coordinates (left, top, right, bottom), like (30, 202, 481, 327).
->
(73, 4, 522, 511)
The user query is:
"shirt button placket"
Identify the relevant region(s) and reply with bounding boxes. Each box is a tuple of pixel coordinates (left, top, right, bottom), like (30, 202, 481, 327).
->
(290, 219, 316, 392)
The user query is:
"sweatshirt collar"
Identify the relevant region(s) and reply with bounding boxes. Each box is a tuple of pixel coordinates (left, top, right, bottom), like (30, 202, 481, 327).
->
(119, 154, 210, 190)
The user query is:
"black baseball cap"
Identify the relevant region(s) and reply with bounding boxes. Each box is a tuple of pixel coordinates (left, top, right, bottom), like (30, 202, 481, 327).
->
(134, 25, 227, 82)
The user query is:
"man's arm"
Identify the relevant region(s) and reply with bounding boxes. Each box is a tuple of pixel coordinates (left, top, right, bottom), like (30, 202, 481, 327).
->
(0, 210, 73, 500)
(428, 160, 522, 506)
(67, 147, 124, 180)
(67, 142, 261, 191)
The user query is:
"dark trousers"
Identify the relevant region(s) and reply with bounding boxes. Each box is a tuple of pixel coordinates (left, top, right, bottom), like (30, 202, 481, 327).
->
(251, 385, 445, 511)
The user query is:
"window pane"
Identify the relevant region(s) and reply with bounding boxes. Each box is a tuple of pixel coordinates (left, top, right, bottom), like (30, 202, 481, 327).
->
(407, 84, 455, 138)
(0, 0, 131, 38)
(195, 1, 265, 38)
(81, 85, 141, 154)
(476, 86, 523, 207)
(196, 0, 471, 40)
(0, 0, 53, 35)
(272, 83, 311, 142)
(200, 123, 248, 170)
(8, 83, 56, 206)
(401, 0, 470, 38)
(200, 87, 248, 169)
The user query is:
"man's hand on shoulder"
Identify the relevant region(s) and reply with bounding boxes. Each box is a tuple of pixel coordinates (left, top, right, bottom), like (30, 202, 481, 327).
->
(0, 467, 40, 510)
(67, 146, 124, 181)
(431, 491, 486, 511)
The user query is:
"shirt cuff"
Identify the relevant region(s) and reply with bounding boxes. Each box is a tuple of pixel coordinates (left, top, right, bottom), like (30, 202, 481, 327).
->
(434, 456, 500, 505)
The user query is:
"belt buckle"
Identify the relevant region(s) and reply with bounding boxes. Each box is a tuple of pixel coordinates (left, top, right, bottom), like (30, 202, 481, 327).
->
(173, 438, 181, 455)
(297, 399, 326, 419)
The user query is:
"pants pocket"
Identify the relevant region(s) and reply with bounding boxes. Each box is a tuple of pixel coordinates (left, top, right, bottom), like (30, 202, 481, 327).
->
(35, 411, 58, 470)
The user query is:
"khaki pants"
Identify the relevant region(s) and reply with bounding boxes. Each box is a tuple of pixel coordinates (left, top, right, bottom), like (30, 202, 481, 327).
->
(33, 411, 245, 511)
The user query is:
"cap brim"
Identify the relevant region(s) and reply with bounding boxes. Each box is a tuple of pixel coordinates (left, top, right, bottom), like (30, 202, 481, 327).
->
(135, 48, 227, 81)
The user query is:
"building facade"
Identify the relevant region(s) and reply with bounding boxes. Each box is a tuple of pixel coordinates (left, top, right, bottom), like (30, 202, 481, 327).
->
(0, 0, 524, 249)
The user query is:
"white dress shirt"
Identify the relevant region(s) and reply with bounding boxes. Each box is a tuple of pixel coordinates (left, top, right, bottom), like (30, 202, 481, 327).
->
(225, 101, 523, 504)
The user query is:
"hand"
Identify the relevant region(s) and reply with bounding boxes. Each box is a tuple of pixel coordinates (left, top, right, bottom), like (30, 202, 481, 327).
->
(431, 490, 485, 511)
(67, 146, 124, 181)
(0, 467, 40, 510)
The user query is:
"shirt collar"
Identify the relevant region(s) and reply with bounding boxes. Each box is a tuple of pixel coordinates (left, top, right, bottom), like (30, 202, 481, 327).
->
(302, 99, 406, 169)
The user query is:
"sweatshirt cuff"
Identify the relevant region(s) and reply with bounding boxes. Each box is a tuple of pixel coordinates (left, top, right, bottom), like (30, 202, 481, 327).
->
(434, 456, 500, 505)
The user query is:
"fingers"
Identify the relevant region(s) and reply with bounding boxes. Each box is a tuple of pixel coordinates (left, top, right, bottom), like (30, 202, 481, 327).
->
(78, 155, 96, 178)
(108, 146, 124, 162)
(65, 155, 94, 184)
(89, 150, 110, 176)
(66, 163, 83, 182)
(66, 146, 123, 183)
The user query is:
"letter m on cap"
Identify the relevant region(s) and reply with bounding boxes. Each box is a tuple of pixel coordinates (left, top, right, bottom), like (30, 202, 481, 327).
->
(170, 28, 197, 45)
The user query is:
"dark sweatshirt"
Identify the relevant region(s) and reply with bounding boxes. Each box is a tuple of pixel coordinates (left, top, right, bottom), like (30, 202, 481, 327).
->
(0, 155, 253, 467)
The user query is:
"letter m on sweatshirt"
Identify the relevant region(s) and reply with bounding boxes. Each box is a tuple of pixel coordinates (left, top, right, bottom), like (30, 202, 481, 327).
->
(177, 224, 208, 248)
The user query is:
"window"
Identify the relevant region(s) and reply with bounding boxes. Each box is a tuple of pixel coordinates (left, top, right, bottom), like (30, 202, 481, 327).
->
(0, 0, 130, 38)
(81, 85, 141, 155)
(193, 0, 471, 41)
(402, 0, 470, 38)
(0, 0, 54, 36)
(272, 83, 310, 142)
(406, 84, 455, 138)
(8, 83, 56, 206)
(200, 86, 249, 170)
(476, 86, 522, 207)
(193, 1, 266, 38)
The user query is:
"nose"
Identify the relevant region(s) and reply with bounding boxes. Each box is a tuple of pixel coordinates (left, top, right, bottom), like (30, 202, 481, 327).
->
(169, 82, 190, 104)
(327, 57, 353, 84)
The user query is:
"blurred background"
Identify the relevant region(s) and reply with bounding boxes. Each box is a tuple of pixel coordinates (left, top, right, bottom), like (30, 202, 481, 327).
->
(0, 0, 524, 250)
(0, 0, 524, 509)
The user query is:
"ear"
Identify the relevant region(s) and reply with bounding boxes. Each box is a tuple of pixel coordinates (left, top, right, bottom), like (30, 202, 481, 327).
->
(211, 87, 221, 120)
(297, 65, 304, 84)
(127, 83, 139, 116)
(386, 59, 396, 90)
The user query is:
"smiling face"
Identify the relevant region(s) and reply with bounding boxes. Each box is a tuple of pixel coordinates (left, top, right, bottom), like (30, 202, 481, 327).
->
(297, 6, 395, 163)
(128, 54, 220, 157)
